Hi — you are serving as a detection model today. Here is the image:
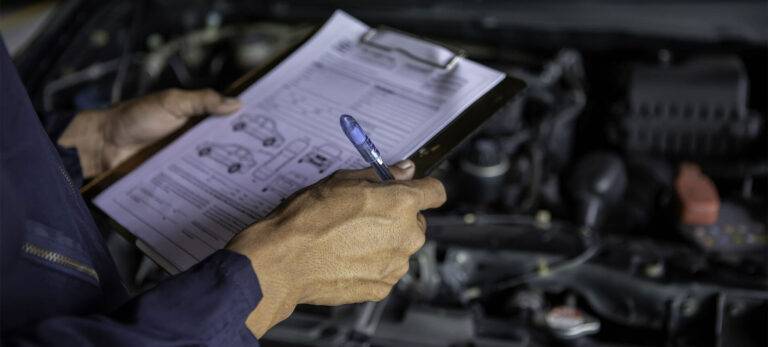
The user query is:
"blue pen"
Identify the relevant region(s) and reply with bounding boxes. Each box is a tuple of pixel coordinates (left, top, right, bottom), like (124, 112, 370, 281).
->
(340, 114, 395, 181)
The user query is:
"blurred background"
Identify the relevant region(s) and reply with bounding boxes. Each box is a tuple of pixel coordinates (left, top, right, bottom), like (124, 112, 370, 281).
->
(2, 1, 766, 346)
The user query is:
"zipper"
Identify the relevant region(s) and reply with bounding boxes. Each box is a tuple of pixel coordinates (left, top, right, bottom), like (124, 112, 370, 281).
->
(58, 165, 77, 193)
(22, 243, 100, 284)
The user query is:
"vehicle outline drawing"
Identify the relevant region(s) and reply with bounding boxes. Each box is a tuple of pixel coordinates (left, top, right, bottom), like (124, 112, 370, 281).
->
(232, 113, 285, 148)
(261, 172, 308, 200)
(253, 138, 310, 180)
(196, 142, 257, 174)
(297, 143, 343, 174)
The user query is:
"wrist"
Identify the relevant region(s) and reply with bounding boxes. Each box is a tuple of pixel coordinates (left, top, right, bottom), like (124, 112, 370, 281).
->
(245, 266, 298, 337)
(228, 220, 304, 337)
(58, 110, 109, 178)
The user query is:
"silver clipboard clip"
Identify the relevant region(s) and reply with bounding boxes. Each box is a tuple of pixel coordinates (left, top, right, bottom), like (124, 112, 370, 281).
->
(359, 26, 466, 71)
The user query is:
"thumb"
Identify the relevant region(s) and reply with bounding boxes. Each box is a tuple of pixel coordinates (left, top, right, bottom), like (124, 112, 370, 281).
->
(160, 88, 241, 118)
(389, 160, 415, 180)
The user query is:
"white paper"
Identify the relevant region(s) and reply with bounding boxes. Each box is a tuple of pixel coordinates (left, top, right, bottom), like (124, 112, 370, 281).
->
(94, 10, 505, 272)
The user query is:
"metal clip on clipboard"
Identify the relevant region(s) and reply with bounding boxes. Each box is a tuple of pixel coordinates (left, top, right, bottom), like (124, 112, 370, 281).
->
(359, 26, 466, 70)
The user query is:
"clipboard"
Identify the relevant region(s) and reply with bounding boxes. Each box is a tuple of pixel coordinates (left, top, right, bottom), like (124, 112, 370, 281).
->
(82, 26, 523, 198)
(81, 22, 525, 271)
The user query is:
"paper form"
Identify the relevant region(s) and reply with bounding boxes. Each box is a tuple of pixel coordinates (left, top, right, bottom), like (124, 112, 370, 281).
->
(94, 10, 505, 272)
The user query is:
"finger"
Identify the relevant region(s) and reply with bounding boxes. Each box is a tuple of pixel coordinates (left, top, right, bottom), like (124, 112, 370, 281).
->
(395, 262, 410, 279)
(161, 88, 241, 119)
(371, 284, 393, 301)
(385, 262, 410, 284)
(334, 160, 415, 182)
(416, 213, 427, 233)
(399, 177, 447, 210)
(333, 167, 379, 182)
(405, 225, 426, 254)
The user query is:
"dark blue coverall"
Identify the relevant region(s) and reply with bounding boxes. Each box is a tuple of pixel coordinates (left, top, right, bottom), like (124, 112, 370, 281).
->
(0, 41, 263, 346)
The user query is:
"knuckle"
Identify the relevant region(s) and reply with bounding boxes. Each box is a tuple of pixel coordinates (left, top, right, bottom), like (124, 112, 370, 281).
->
(160, 89, 187, 113)
(335, 177, 370, 193)
(312, 178, 370, 200)
(407, 232, 426, 254)
(417, 214, 428, 230)
(331, 169, 352, 179)
(356, 183, 378, 203)
(372, 285, 392, 301)
(164, 88, 183, 100)
(391, 184, 419, 205)
(311, 184, 335, 199)
(202, 88, 221, 102)
(395, 262, 410, 279)
(350, 178, 372, 188)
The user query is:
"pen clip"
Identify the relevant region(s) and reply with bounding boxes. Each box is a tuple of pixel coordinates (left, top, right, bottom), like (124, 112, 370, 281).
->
(359, 26, 466, 71)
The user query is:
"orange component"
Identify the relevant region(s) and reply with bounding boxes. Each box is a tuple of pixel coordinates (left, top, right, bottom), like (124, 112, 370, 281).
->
(675, 163, 720, 225)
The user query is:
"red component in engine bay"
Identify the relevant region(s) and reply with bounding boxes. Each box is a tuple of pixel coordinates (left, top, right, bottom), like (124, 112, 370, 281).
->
(675, 163, 720, 225)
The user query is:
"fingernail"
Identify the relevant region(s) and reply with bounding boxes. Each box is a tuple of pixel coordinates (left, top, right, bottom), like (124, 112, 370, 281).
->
(215, 98, 241, 114)
(395, 160, 414, 170)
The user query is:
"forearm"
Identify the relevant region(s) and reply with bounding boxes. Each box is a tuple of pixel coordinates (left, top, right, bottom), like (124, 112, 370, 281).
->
(57, 110, 107, 178)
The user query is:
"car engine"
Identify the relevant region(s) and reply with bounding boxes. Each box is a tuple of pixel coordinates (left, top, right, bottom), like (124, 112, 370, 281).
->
(11, 1, 767, 346)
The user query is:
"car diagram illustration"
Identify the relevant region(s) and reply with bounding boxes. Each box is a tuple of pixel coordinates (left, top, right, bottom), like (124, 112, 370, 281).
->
(231, 113, 285, 148)
(196, 142, 257, 174)
(297, 143, 343, 174)
(261, 172, 308, 200)
(253, 138, 310, 180)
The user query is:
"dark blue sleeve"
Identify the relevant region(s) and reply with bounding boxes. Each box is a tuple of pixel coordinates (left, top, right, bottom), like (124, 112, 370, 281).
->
(56, 145, 84, 188)
(44, 110, 86, 186)
(4, 250, 262, 347)
(37, 101, 84, 185)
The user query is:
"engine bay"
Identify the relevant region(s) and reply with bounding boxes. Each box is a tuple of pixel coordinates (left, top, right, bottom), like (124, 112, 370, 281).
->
(13, 1, 767, 346)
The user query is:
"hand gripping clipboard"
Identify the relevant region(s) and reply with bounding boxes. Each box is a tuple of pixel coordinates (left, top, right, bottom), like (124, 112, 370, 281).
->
(81, 23, 525, 270)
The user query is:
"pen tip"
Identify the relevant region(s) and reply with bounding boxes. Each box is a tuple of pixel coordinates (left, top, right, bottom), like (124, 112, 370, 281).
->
(340, 114, 357, 132)
(339, 114, 367, 145)
(340, 114, 354, 126)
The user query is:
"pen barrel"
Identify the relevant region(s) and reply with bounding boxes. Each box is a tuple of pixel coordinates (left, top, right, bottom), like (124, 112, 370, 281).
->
(373, 164, 395, 181)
